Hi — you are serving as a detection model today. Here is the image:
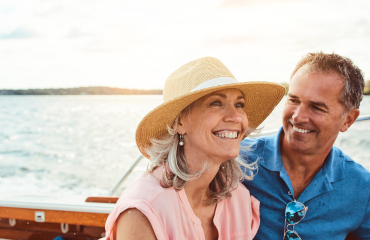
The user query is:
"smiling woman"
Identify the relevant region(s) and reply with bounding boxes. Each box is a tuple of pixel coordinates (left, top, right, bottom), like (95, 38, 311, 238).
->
(178, 89, 248, 165)
(104, 57, 285, 240)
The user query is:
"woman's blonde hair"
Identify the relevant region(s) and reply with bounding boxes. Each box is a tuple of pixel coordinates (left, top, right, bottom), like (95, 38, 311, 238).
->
(146, 107, 258, 205)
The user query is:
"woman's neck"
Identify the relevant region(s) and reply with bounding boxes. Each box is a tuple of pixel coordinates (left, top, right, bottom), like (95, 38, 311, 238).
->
(184, 163, 220, 208)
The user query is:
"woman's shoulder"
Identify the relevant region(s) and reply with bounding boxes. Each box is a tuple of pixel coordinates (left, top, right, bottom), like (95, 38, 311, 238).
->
(220, 183, 260, 220)
(223, 182, 260, 214)
(117, 169, 176, 205)
(105, 168, 177, 240)
(230, 182, 251, 198)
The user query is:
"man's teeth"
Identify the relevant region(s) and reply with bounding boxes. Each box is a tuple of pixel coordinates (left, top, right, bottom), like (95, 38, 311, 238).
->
(214, 132, 238, 139)
(293, 126, 311, 133)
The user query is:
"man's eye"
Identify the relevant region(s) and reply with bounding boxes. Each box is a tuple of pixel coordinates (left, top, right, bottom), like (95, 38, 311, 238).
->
(313, 105, 325, 112)
(289, 99, 299, 103)
(235, 102, 245, 108)
(210, 101, 222, 106)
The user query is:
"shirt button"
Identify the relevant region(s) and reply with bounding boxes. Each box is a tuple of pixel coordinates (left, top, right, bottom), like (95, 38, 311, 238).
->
(288, 191, 292, 195)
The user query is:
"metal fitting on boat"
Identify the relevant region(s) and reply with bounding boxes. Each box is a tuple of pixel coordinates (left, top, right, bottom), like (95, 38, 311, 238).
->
(61, 223, 69, 233)
(9, 218, 16, 227)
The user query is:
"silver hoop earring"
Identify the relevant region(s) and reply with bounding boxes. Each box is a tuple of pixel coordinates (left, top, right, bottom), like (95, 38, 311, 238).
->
(179, 134, 184, 146)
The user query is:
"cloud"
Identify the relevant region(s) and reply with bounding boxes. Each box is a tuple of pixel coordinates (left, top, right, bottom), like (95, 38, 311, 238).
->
(66, 27, 92, 38)
(219, 0, 298, 8)
(0, 26, 36, 39)
(1, 0, 370, 90)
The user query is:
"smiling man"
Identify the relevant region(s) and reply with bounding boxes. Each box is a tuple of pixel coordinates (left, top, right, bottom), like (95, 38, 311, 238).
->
(241, 52, 370, 240)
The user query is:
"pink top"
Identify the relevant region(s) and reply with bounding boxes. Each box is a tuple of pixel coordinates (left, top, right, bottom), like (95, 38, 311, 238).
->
(105, 168, 260, 240)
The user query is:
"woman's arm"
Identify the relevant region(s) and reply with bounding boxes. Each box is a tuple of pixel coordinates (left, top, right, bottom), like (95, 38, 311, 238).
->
(115, 208, 157, 240)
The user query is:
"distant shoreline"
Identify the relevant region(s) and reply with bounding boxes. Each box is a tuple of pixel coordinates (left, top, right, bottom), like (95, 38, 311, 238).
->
(0, 87, 163, 95)
(1, 82, 369, 95)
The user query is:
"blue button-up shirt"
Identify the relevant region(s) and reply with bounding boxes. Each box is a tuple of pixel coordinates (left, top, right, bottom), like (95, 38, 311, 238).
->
(241, 127, 370, 240)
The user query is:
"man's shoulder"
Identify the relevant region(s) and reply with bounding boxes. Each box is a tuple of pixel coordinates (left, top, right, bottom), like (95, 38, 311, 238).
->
(240, 134, 276, 157)
(241, 134, 275, 149)
(242, 133, 274, 143)
(333, 146, 370, 182)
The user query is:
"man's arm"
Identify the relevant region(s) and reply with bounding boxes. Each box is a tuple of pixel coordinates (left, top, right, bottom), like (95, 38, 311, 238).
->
(353, 194, 370, 239)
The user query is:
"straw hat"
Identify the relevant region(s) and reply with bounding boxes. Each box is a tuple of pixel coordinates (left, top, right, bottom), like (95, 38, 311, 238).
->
(136, 57, 285, 159)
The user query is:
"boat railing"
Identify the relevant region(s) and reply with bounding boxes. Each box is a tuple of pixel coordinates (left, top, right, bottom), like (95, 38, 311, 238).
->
(108, 114, 370, 196)
(107, 154, 145, 196)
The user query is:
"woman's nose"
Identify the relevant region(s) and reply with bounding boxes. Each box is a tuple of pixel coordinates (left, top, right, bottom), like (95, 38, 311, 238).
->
(224, 106, 243, 123)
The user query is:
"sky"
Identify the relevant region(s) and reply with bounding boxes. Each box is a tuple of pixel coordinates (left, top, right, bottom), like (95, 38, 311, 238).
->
(1, 0, 370, 90)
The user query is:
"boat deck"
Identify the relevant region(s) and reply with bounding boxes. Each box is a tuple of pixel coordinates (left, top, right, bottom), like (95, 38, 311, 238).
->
(0, 194, 117, 240)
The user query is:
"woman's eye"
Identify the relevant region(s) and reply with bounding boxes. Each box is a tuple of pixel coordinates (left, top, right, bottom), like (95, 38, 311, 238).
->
(210, 101, 222, 106)
(235, 102, 245, 108)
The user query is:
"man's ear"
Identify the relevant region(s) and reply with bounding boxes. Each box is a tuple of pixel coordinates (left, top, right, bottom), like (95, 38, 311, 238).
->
(340, 109, 360, 132)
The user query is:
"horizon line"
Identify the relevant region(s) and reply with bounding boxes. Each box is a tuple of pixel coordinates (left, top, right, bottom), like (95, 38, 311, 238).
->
(0, 86, 164, 91)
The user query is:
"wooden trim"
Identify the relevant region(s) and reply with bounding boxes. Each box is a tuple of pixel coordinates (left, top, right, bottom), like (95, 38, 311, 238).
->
(0, 206, 108, 227)
(0, 228, 103, 240)
(0, 218, 105, 240)
(345, 233, 359, 240)
(85, 196, 119, 204)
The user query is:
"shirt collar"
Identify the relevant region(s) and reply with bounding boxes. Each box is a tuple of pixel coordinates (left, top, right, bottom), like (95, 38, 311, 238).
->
(261, 127, 345, 183)
(260, 127, 284, 172)
(322, 146, 345, 183)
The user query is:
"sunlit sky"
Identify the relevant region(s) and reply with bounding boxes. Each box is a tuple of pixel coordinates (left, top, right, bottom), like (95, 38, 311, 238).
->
(1, 0, 370, 90)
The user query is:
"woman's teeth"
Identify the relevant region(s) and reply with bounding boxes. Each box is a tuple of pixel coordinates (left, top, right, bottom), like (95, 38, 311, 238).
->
(293, 126, 311, 133)
(214, 132, 238, 139)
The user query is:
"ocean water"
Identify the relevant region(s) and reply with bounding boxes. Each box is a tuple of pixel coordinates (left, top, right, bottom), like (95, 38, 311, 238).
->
(0, 95, 369, 197)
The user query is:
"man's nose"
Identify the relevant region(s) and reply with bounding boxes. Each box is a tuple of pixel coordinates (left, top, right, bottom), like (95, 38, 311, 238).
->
(292, 104, 309, 123)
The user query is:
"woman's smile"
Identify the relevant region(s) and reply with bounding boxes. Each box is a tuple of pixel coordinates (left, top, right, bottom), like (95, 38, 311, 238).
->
(213, 130, 240, 139)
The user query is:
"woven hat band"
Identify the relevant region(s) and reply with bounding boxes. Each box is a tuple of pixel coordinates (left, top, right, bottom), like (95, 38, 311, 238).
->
(190, 77, 237, 92)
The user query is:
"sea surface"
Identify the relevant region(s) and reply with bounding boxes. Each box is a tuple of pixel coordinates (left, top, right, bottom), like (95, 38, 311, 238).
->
(0, 95, 369, 197)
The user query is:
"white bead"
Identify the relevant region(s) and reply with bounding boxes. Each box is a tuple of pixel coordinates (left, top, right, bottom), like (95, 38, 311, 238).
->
(179, 141, 184, 146)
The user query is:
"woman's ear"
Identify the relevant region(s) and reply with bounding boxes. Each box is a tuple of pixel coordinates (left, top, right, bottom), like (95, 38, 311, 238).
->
(177, 119, 185, 135)
(177, 106, 190, 135)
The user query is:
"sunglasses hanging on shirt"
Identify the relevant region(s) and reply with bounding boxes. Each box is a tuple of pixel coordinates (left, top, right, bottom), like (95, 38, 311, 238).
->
(283, 200, 308, 240)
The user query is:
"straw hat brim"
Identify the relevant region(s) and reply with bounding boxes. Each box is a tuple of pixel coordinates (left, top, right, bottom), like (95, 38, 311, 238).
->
(136, 81, 285, 159)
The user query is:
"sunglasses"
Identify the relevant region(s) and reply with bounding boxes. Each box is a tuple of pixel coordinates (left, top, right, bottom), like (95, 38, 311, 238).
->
(283, 200, 308, 240)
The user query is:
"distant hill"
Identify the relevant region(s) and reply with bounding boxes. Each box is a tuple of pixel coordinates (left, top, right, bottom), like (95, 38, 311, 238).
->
(1, 80, 369, 95)
(0, 87, 163, 95)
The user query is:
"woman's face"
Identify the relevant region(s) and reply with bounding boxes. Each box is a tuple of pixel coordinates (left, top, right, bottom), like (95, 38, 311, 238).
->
(178, 88, 248, 164)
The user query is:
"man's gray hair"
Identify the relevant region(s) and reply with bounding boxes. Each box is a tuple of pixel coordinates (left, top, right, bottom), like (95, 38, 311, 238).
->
(146, 114, 257, 205)
(291, 52, 365, 112)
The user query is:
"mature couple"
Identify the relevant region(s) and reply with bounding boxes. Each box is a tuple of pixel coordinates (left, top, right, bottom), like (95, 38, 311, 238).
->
(105, 53, 370, 239)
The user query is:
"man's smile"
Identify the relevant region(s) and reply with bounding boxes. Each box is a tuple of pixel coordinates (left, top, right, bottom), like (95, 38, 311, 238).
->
(292, 125, 313, 134)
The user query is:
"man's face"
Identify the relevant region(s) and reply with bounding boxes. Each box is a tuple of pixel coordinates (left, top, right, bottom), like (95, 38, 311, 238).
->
(282, 67, 349, 155)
